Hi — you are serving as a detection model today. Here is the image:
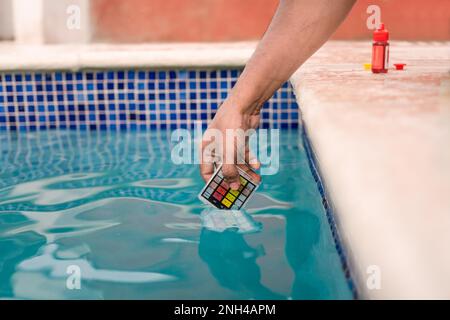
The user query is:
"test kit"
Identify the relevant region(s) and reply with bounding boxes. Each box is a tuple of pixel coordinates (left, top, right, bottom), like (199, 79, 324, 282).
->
(198, 165, 260, 210)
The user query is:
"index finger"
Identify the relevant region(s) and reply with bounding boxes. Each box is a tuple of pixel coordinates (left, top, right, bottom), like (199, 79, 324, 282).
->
(199, 138, 216, 182)
(200, 162, 214, 182)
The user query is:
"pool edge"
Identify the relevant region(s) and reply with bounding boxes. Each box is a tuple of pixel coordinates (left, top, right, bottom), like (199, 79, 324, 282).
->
(300, 123, 359, 300)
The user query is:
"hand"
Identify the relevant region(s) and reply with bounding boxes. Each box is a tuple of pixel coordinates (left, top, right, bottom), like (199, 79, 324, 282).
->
(200, 98, 261, 190)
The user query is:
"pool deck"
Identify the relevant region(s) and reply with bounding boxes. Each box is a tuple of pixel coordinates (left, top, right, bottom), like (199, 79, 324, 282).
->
(290, 41, 450, 299)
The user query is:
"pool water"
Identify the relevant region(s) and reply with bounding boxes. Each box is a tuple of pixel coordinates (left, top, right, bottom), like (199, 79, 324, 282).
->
(0, 130, 352, 299)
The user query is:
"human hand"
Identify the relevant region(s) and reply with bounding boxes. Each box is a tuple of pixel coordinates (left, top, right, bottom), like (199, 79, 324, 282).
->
(200, 98, 261, 190)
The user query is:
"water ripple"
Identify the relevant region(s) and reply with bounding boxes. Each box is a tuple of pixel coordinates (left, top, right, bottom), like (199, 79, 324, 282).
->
(18, 244, 177, 283)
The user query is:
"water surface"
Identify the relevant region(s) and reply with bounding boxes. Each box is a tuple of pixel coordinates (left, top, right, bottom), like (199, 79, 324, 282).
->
(0, 130, 352, 299)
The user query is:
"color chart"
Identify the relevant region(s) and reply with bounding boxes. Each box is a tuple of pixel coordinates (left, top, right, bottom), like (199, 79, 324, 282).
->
(199, 166, 259, 210)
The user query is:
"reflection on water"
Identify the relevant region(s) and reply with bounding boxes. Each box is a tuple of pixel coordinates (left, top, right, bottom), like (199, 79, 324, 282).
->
(201, 209, 262, 234)
(19, 243, 177, 283)
(0, 130, 352, 299)
(199, 228, 284, 300)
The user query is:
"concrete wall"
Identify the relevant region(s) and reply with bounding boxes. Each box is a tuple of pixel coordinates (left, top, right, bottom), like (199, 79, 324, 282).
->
(90, 0, 279, 42)
(334, 0, 450, 40)
(2, 0, 91, 44)
(43, 0, 91, 43)
(0, 0, 14, 40)
(90, 0, 450, 43)
(2, 0, 449, 44)
(13, 0, 44, 43)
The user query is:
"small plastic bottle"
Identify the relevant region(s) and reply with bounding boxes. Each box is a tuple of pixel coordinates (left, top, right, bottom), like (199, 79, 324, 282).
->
(371, 23, 389, 73)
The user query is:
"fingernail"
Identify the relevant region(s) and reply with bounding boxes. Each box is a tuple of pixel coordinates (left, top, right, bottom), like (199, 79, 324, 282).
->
(251, 162, 260, 169)
(230, 182, 240, 190)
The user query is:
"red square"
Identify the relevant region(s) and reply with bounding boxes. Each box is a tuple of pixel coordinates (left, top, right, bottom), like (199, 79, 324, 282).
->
(217, 186, 227, 195)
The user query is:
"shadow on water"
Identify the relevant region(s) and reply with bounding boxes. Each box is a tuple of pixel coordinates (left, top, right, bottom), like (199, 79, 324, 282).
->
(198, 207, 333, 300)
(199, 208, 284, 299)
(199, 228, 285, 300)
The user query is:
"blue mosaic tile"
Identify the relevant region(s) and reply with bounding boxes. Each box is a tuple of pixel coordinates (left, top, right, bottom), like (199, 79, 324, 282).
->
(0, 69, 299, 131)
(301, 126, 358, 299)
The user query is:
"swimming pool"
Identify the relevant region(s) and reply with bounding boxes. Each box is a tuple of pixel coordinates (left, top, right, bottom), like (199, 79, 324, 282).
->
(0, 129, 353, 299)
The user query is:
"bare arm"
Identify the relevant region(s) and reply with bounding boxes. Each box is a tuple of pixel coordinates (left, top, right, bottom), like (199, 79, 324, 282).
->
(200, 0, 356, 187)
(232, 0, 356, 114)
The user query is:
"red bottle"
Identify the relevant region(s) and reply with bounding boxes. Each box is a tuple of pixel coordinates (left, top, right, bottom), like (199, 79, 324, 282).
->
(371, 23, 389, 73)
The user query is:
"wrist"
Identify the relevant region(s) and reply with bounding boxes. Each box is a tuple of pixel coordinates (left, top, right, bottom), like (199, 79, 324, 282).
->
(226, 89, 265, 116)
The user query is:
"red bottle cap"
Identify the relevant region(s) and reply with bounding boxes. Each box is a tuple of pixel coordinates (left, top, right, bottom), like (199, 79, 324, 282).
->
(373, 23, 389, 42)
(394, 63, 406, 70)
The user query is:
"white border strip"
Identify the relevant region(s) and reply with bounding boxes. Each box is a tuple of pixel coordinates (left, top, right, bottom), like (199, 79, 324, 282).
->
(0, 42, 257, 71)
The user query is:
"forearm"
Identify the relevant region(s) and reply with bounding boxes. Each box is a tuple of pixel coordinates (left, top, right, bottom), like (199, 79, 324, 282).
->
(230, 0, 356, 114)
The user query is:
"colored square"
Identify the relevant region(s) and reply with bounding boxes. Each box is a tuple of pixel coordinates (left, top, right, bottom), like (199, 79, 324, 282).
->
(210, 181, 218, 189)
(217, 186, 226, 196)
(199, 165, 260, 210)
(213, 192, 223, 201)
(226, 193, 236, 202)
(219, 181, 228, 189)
(221, 198, 232, 208)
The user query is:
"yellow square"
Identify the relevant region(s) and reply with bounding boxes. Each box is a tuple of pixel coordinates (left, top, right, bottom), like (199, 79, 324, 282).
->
(230, 189, 239, 196)
(226, 193, 236, 202)
(239, 176, 248, 186)
(221, 198, 232, 208)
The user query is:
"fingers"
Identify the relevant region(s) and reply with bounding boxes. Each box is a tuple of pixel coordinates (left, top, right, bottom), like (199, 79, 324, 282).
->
(237, 163, 261, 183)
(222, 163, 240, 190)
(245, 146, 261, 170)
(200, 127, 261, 187)
(221, 130, 240, 190)
(200, 162, 214, 182)
(223, 163, 261, 191)
(199, 136, 219, 182)
(238, 134, 260, 170)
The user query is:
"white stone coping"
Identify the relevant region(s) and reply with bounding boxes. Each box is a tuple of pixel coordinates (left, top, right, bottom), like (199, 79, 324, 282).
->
(290, 41, 450, 299)
(0, 42, 257, 71)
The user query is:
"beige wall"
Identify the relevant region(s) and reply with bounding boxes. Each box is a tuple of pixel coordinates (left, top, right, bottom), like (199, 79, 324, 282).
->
(0, 0, 14, 40)
(2, 0, 91, 43)
(12, 0, 44, 43)
(43, 0, 91, 44)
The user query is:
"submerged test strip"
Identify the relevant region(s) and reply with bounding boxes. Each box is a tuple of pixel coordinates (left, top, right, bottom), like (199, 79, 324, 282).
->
(198, 165, 260, 210)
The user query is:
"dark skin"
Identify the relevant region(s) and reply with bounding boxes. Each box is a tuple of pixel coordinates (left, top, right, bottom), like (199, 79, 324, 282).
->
(200, 0, 356, 189)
